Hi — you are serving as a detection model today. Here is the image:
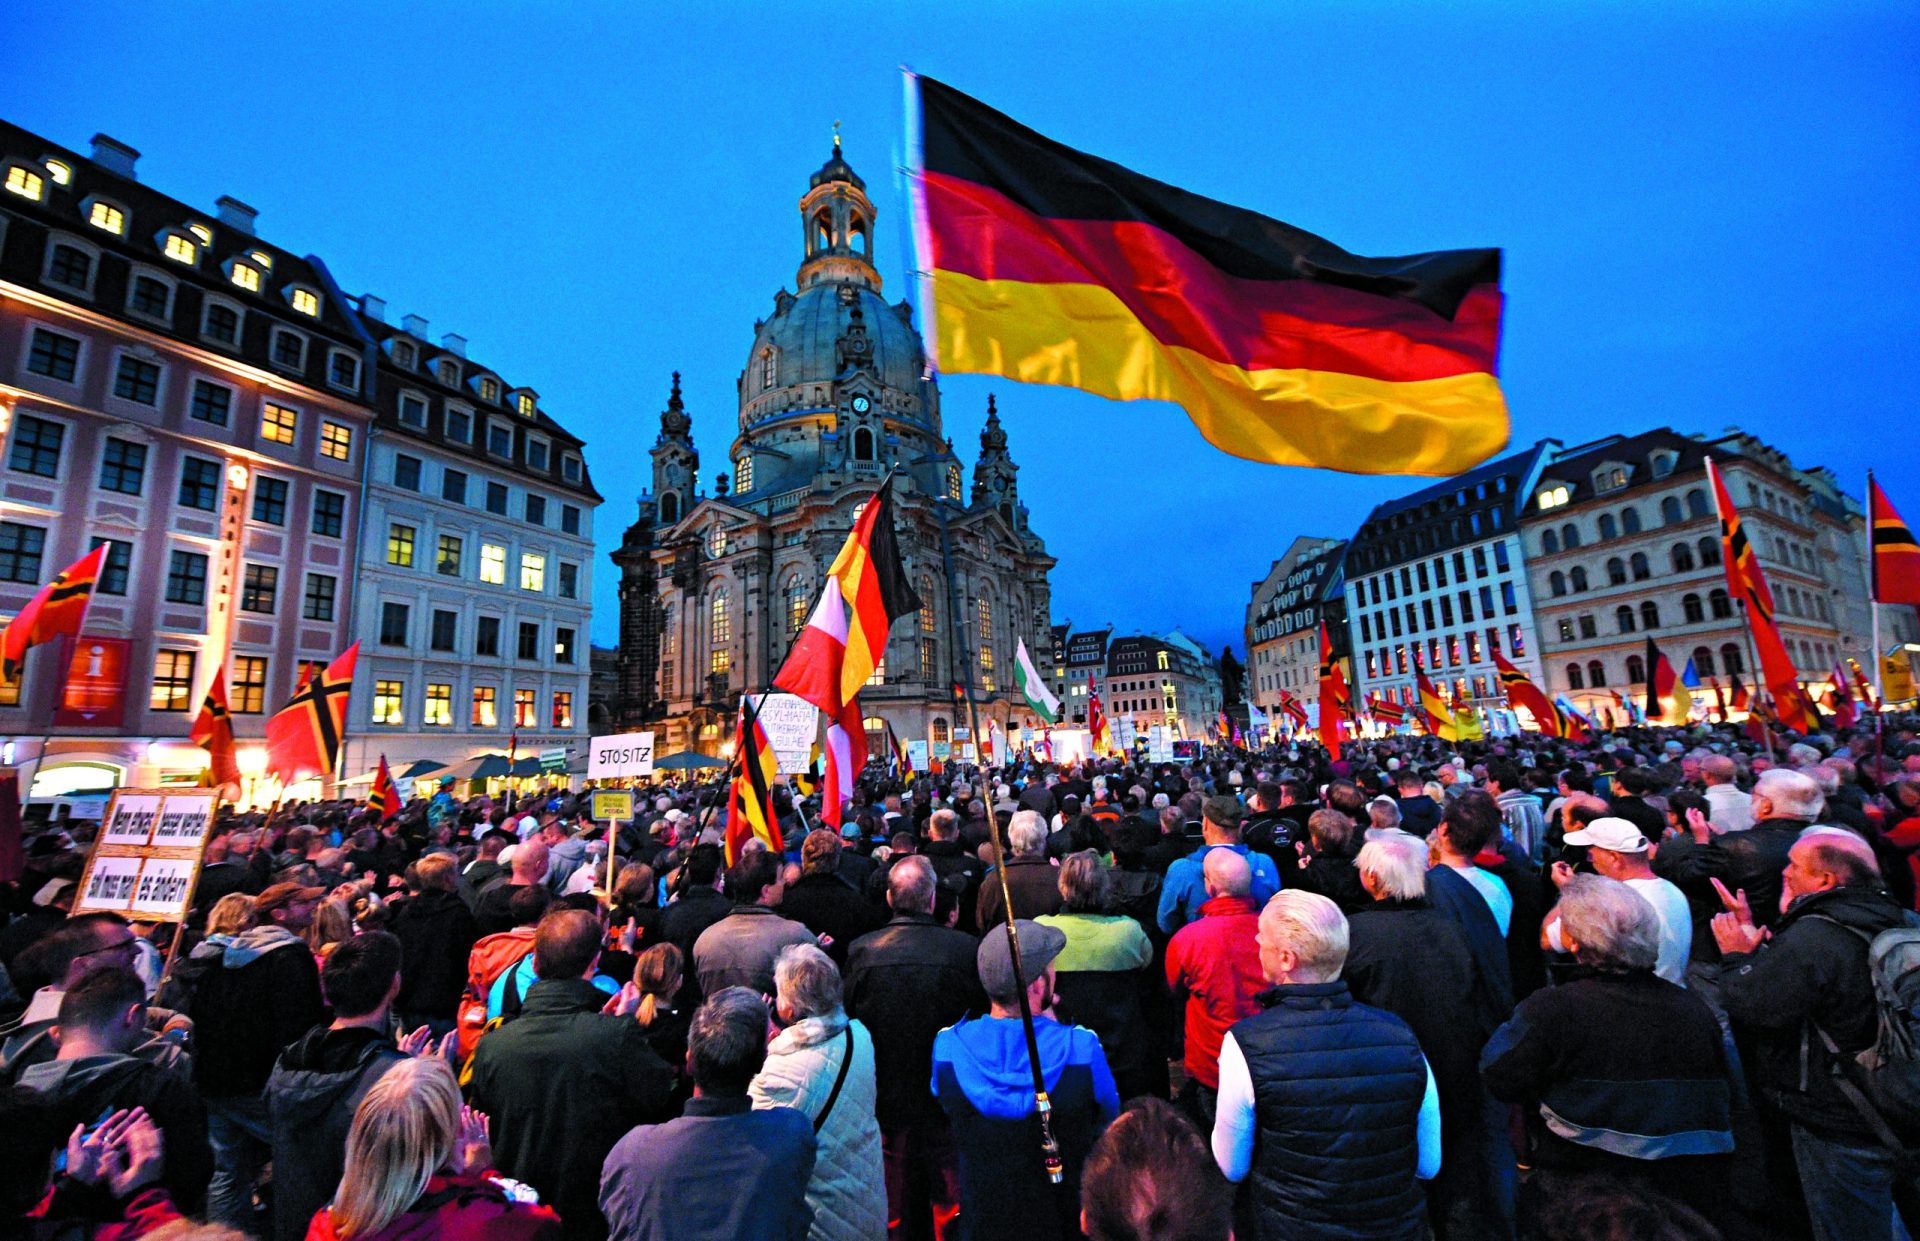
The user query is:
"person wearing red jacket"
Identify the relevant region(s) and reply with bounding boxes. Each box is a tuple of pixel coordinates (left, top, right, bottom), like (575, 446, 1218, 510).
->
(1164, 848, 1266, 1127)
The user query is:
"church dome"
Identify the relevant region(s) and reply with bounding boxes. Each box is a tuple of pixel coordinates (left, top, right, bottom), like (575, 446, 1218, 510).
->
(745, 283, 926, 403)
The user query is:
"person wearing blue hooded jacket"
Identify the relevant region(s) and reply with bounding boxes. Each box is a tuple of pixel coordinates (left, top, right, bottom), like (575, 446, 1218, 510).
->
(932, 919, 1120, 1241)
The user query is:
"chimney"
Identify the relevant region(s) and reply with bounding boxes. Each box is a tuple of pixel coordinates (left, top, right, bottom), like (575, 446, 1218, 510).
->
(401, 314, 430, 339)
(441, 333, 468, 358)
(89, 134, 140, 179)
(359, 294, 386, 322)
(215, 195, 257, 235)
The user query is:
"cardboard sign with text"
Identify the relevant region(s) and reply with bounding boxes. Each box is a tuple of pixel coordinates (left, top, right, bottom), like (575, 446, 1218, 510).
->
(591, 789, 636, 823)
(587, 732, 656, 780)
(74, 789, 218, 923)
(754, 693, 818, 773)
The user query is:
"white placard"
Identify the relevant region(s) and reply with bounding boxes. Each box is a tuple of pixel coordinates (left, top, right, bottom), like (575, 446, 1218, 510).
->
(151, 792, 217, 849)
(754, 693, 818, 773)
(76, 855, 143, 913)
(131, 857, 199, 919)
(587, 732, 656, 780)
(906, 739, 929, 772)
(1147, 726, 1172, 764)
(101, 794, 164, 847)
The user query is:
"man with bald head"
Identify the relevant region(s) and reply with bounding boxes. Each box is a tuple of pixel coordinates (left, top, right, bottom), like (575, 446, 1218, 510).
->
(1164, 849, 1266, 1125)
(1715, 828, 1912, 1239)
(473, 838, 550, 937)
(1700, 754, 1753, 834)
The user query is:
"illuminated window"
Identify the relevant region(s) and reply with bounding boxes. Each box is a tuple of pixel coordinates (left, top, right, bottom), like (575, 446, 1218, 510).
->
(519, 553, 545, 592)
(230, 262, 262, 292)
(921, 637, 938, 678)
(555, 627, 575, 664)
(1156, 651, 1169, 671)
(472, 686, 497, 727)
(735, 455, 753, 492)
(232, 656, 268, 714)
(373, 681, 404, 726)
(977, 597, 994, 692)
(786, 576, 807, 633)
(552, 692, 574, 729)
(88, 201, 126, 234)
(423, 683, 451, 727)
(947, 464, 963, 501)
(261, 403, 297, 444)
(710, 526, 728, 557)
(186, 222, 211, 244)
(150, 650, 196, 712)
(240, 564, 278, 613)
(920, 576, 936, 632)
(250, 251, 273, 270)
(319, 422, 351, 460)
(290, 288, 319, 317)
(480, 544, 506, 584)
(387, 524, 415, 568)
(44, 160, 71, 186)
(1536, 485, 1570, 511)
(5, 165, 44, 200)
(710, 588, 731, 644)
(661, 605, 677, 661)
(867, 657, 887, 687)
(516, 393, 535, 416)
(480, 377, 500, 402)
(710, 647, 731, 676)
(514, 689, 537, 727)
(437, 535, 462, 576)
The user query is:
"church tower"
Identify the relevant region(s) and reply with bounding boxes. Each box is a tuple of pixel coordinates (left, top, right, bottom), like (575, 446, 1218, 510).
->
(972, 394, 1021, 522)
(797, 134, 881, 294)
(651, 372, 698, 526)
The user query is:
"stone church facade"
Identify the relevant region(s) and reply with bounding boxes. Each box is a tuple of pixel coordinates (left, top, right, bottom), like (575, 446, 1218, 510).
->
(610, 144, 1055, 758)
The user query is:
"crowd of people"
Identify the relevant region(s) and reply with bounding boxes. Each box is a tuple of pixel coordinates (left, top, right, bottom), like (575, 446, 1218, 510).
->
(5, 716, 1920, 1240)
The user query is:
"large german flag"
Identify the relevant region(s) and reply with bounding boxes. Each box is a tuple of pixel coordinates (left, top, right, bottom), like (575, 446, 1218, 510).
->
(726, 697, 781, 865)
(1, 543, 109, 680)
(909, 75, 1509, 476)
(828, 473, 921, 707)
(265, 642, 358, 785)
(1870, 474, 1920, 606)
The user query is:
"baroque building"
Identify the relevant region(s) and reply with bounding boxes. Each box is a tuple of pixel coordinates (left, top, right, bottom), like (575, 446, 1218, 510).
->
(612, 143, 1055, 757)
(1245, 536, 1347, 718)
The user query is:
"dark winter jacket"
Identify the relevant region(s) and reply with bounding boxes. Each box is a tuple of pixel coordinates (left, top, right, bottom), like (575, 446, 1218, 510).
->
(778, 872, 884, 967)
(1424, 865, 1515, 1021)
(657, 887, 734, 1002)
(392, 889, 481, 1021)
(185, 926, 326, 1099)
(598, 1095, 816, 1241)
(844, 914, 987, 1130)
(921, 839, 988, 933)
(1393, 794, 1442, 838)
(1291, 852, 1373, 914)
(266, 1025, 407, 1241)
(975, 856, 1064, 930)
(17, 1050, 211, 1214)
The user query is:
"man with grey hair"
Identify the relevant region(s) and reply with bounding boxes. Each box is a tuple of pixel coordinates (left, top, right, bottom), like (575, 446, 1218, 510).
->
(601, 986, 818, 1240)
(976, 809, 1064, 929)
(1682, 768, 1826, 947)
(1212, 891, 1439, 1238)
(1482, 876, 1733, 1234)
(1699, 754, 1753, 833)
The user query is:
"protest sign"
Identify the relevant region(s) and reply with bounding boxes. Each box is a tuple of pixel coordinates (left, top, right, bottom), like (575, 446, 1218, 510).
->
(587, 732, 655, 780)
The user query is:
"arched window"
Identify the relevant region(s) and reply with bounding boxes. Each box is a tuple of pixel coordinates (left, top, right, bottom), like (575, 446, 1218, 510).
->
(1661, 496, 1683, 525)
(1570, 566, 1589, 591)
(1709, 589, 1732, 619)
(931, 717, 950, 744)
(1598, 513, 1618, 540)
(1567, 662, 1585, 690)
(760, 349, 777, 390)
(1630, 552, 1651, 581)
(1542, 529, 1560, 554)
(1588, 660, 1608, 687)
(853, 427, 875, 461)
(1683, 593, 1704, 623)
(659, 492, 679, 524)
(1627, 654, 1647, 684)
(1640, 600, 1660, 630)
(660, 603, 677, 662)
(813, 211, 832, 254)
(946, 464, 962, 501)
(1672, 542, 1695, 572)
(734, 455, 753, 493)
(1693, 647, 1716, 677)
(1686, 488, 1710, 518)
(976, 596, 995, 691)
(1615, 605, 1636, 634)
(710, 587, 730, 646)
(1561, 523, 1581, 549)
(1720, 643, 1744, 676)
(1699, 536, 1721, 567)
(785, 575, 808, 634)
(850, 216, 869, 256)
(1607, 557, 1627, 586)
(1621, 507, 1642, 535)
(919, 574, 936, 632)
(1549, 570, 1566, 597)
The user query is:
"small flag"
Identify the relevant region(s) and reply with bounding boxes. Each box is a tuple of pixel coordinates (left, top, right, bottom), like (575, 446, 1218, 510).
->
(265, 643, 359, 785)
(0, 543, 109, 680)
(1645, 640, 1692, 723)
(1415, 668, 1454, 740)
(369, 755, 402, 823)
(189, 674, 242, 789)
(1014, 636, 1061, 723)
(828, 474, 921, 706)
(1088, 691, 1111, 755)
(725, 697, 782, 865)
(1870, 473, 1920, 606)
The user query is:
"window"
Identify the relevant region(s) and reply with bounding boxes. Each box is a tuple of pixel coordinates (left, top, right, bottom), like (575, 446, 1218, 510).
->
(203, 302, 239, 344)
(158, 233, 196, 264)
(710, 588, 730, 645)
(1693, 647, 1716, 677)
(1720, 644, 1744, 676)
(1607, 557, 1627, 586)
(710, 526, 728, 557)
(476, 616, 501, 657)
(329, 352, 359, 389)
(1494, 542, 1510, 571)
(129, 275, 169, 316)
(472, 686, 498, 727)
(480, 544, 506, 584)
(372, 681, 404, 726)
(437, 359, 459, 387)
(98, 438, 147, 495)
(424, 684, 452, 727)
(252, 477, 288, 525)
(393, 455, 421, 491)
(303, 573, 336, 621)
(137, 648, 196, 715)
(519, 553, 545, 592)
(710, 647, 731, 677)
(1541, 529, 1559, 555)
(1598, 514, 1617, 540)
(528, 440, 549, 472)
(786, 576, 809, 634)
(487, 423, 512, 456)
(1594, 466, 1629, 493)
(178, 457, 220, 511)
(1621, 507, 1642, 535)
(190, 380, 231, 425)
(1502, 581, 1517, 614)
(552, 692, 574, 729)
(479, 378, 500, 402)
(1672, 542, 1695, 572)
(393, 340, 416, 368)
(525, 495, 546, 526)
(290, 288, 319, 317)
(441, 469, 467, 504)
(555, 627, 575, 664)
(1537, 485, 1570, 511)
(48, 244, 93, 290)
(512, 688, 537, 727)
(84, 534, 132, 597)
(561, 505, 580, 535)
(27, 329, 80, 381)
(978, 597, 995, 692)
(1630, 552, 1651, 581)
(0, 523, 46, 584)
(5, 164, 45, 200)
(312, 490, 345, 538)
(1641, 600, 1660, 630)
(112, 357, 159, 405)
(436, 535, 462, 576)
(445, 409, 470, 442)
(921, 637, 938, 678)
(947, 464, 963, 501)
(517, 622, 540, 661)
(1627, 655, 1647, 684)
(165, 551, 207, 605)
(1558, 617, 1575, 641)
(230, 262, 262, 292)
(1709, 589, 1732, 619)
(1683, 593, 1705, 624)
(558, 561, 578, 599)
(1570, 567, 1589, 591)
(1687, 489, 1710, 518)
(563, 455, 581, 483)
(853, 428, 876, 461)
(220, 656, 267, 714)
(262, 402, 297, 444)
(733, 454, 753, 492)
(241, 563, 278, 612)
(1568, 662, 1585, 690)
(1561, 524, 1580, 549)
(1549, 570, 1566, 597)
(1661, 496, 1683, 525)
(379, 601, 410, 646)
(486, 482, 508, 515)
(430, 610, 457, 651)
(659, 493, 679, 524)
(387, 524, 415, 568)
(320, 422, 352, 461)
(399, 395, 428, 428)
(1615, 604, 1636, 634)
(1588, 660, 1608, 688)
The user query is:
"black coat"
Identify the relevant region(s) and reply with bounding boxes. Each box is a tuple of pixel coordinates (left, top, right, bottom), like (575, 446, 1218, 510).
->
(844, 914, 988, 1129)
(778, 872, 884, 966)
(975, 857, 1063, 930)
(185, 930, 326, 1099)
(391, 888, 480, 1021)
(265, 1025, 405, 1241)
(1656, 818, 1808, 963)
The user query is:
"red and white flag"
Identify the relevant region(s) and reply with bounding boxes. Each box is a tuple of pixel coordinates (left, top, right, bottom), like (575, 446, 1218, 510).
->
(774, 577, 850, 714)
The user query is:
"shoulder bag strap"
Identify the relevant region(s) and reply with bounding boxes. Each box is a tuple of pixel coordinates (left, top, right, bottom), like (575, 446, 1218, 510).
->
(813, 1026, 855, 1134)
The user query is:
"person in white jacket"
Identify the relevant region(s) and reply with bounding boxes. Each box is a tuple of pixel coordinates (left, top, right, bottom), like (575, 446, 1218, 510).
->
(750, 944, 886, 1241)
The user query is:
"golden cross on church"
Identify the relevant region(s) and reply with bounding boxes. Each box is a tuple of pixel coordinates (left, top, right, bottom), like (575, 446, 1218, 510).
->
(833, 119, 841, 150)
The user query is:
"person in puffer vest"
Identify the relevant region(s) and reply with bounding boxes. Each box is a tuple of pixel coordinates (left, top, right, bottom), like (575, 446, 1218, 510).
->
(1211, 889, 1439, 1241)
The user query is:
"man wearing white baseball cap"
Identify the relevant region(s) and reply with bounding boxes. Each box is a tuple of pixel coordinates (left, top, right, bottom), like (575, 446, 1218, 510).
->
(1547, 817, 1692, 985)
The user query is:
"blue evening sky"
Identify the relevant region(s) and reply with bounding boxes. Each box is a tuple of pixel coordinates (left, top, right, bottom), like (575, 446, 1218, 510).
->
(6, 2, 1915, 661)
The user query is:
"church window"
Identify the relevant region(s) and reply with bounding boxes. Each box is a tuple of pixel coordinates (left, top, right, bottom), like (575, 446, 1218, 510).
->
(659, 492, 679, 524)
(786, 575, 808, 634)
(931, 718, 950, 744)
(977, 597, 994, 692)
(919, 575, 936, 632)
(710, 587, 730, 645)
(920, 637, 938, 678)
(853, 427, 875, 461)
(735, 455, 753, 492)
(761, 350, 776, 390)
(710, 526, 727, 557)
(947, 464, 963, 501)
(710, 648, 730, 677)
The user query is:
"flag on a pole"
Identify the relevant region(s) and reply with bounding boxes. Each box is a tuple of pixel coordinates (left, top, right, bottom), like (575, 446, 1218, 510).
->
(1730, 674, 1752, 713)
(1277, 692, 1308, 731)
(793, 741, 823, 800)
(0, 543, 109, 680)
(1708, 458, 1820, 733)
(1316, 623, 1344, 759)
(886, 719, 914, 784)
(1088, 691, 1111, 755)
(1369, 693, 1408, 726)
(725, 698, 782, 865)
(828, 474, 922, 707)
(1870, 473, 1920, 605)
(189, 673, 242, 789)
(1415, 668, 1454, 741)
(265, 642, 359, 786)
(774, 576, 850, 715)
(1013, 636, 1060, 723)
(1645, 640, 1693, 723)
(368, 755, 402, 823)
(907, 74, 1510, 477)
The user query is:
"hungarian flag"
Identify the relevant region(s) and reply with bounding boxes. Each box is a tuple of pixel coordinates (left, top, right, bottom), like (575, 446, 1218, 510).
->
(189, 674, 242, 788)
(1644, 640, 1693, 723)
(265, 642, 359, 785)
(1014, 636, 1061, 723)
(774, 576, 849, 714)
(827, 474, 921, 707)
(1316, 624, 1345, 759)
(725, 697, 781, 865)
(1708, 459, 1820, 733)
(1, 543, 108, 680)
(1415, 668, 1455, 741)
(1870, 473, 1920, 605)
(1088, 691, 1111, 755)
(368, 755, 402, 823)
(908, 75, 1509, 476)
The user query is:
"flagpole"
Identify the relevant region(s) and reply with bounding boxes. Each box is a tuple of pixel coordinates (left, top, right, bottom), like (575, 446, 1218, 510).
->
(1869, 469, 1888, 782)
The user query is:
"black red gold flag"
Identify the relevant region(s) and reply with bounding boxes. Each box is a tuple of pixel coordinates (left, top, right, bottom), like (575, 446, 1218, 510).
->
(266, 642, 359, 785)
(1870, 474, 1920, 606)
(1, 543, 109, 680)
(726, 697, 782, 865)
(828, 474, 922, 706)
(908, 74, 1509, 476)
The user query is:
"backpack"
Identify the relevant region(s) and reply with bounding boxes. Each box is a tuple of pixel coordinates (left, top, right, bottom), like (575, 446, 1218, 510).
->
(1803, 912, 1920, 1156)
(455, 929, 536, 1062)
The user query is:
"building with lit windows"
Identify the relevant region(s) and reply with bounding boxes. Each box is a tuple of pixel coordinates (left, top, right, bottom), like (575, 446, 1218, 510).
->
(1103, 631, 1224, 741)
(0, 124, 370, 798)
(1245, 537, 1346, 719)
(610, 143, 1055, 756)
(1049, 624, 1110, 726)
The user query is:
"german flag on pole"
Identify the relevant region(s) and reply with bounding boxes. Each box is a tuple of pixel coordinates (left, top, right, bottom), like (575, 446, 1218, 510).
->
(368, 755, 402, 823)
(1, 543, 108, 680)
(1644, 639, 1692, 723)
(907, 75, 1510, 477)
(726, 697, 781, 865)
(189, 674, 241, 789)
(828, 473, 921, 707)
(265, 642, 358, 786)
(1415, 668, 1456, 741)
(1870, 473, 1920, 606)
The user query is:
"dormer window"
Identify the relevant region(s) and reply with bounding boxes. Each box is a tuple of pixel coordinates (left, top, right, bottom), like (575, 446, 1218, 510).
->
(161, 233, 197, 264)
(43, 159, 71, 187)
(1536, 484, 1570, 511)
(515, 393, 535, 417)
(437, 359, 459, 386)
(1650, 451, 1678, 479)
(735, 455, 754, 492)
(86, 200, 126, 235)
(479, 377, 500, 402)
(1591, 465, 1629, 493)
(186, 222, 212, 245)
(229, 261, 262, 292)
(288, 287, 320, 317)
(761, 350, 777, 390)
(392, 339, 416, 368)
(249, 251, 272, 270)
(5, 165, 45, 201)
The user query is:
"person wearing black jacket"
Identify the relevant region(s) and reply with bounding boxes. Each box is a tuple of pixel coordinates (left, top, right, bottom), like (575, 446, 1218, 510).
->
(844, 855, 987, 1241)
(658, 844, 733, 1003)
(920, 809, 987, 933)
(389, 854, 480, 1033)
(780, 831, 885, 967)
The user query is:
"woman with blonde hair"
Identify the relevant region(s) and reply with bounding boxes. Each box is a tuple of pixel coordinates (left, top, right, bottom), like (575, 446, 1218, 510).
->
(307, 895, 356, 962)
(308, 1057, 556, 1240)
